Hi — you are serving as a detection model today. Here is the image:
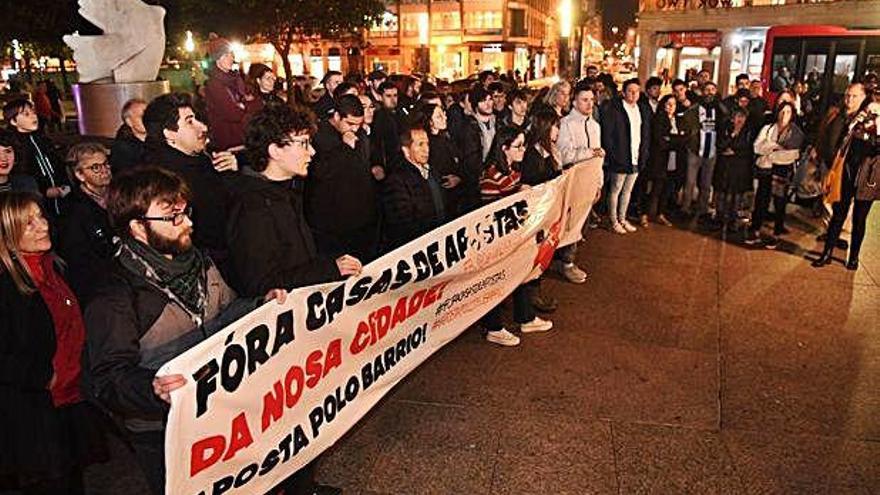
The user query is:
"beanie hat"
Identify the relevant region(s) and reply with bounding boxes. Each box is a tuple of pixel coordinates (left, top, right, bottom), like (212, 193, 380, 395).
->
(207, 33, 232, 60)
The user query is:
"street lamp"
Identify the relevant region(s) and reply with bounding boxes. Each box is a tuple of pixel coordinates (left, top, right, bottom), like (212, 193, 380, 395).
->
(558, 0, 573, 77)
(183, 30, 195, 53)
(559, 0, 572, 39)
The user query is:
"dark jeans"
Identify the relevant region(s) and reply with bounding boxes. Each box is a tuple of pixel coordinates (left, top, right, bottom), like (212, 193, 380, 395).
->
(715, 191, 741, 224)
(750, 171, 787, 234)
(554, 244, 577, 264)
(824, 175, 875, 260)
(20, 468, 84, 495)
(482, 284, 535, 331)
(130, 431, 165, 495)
(648, 175, 676, 218)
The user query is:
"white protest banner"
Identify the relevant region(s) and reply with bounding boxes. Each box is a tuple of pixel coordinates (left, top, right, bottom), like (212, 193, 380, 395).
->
(159, 163, 602, 495)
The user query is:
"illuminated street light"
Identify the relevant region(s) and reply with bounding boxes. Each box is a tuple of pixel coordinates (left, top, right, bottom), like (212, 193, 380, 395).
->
(230, 41, 247, 61)
(559, 0, 572, 38)
(417, 13, 429, 46)
(612, 26, 619, 36)
(184, 30, 195, 53)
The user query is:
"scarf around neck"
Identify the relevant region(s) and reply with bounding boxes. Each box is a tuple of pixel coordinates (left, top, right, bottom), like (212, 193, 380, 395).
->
(117, 236, 209, 325)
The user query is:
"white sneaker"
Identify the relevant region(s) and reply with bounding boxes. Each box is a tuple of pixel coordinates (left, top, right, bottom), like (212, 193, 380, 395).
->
(561, 263, 587, 284)
(612, 222, 628, 234)
(520, 317, 553, 333)
(486, 329, 521, 346)
(622, 220, 637, 232)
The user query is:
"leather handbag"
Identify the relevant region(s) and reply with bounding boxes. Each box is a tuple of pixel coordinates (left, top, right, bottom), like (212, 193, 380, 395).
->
(856, 154, 880, 202)
(824, 138, 849, 204)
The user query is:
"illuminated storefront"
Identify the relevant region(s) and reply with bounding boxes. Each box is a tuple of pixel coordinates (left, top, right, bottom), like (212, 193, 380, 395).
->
(365, 0, 560, 81)
(637, 0, 880, 95)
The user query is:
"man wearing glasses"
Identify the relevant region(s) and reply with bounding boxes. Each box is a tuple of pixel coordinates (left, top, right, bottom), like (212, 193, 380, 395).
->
(56, 142, 115, 304)
(85, 166, 288, 495)
(304, 94, 381, 262)
(229, 103, 363, 299)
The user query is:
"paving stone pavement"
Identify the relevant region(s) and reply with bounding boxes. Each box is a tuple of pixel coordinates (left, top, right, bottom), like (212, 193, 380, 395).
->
(70, 208, 879, 494)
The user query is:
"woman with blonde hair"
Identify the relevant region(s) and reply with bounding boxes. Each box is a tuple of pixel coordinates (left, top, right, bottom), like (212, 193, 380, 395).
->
(543, 80, 572, 117)
(0, 192, 105, 494)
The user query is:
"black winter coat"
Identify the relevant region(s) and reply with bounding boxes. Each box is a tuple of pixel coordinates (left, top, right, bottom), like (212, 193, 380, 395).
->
(55, 189, 116, 305)
(1, 268, 105, 482)
(226, 173, 341, 297)
(144, 144, 239, 260)
(520, 145, 560, 186)
(110, 125, 146, 173)
(428, 131, 464, 216)
(10, 130, 70, 217)
(373, 107, 403, 169)
(305, 122, 380, 260)
(457, 116, 486, 211)
(600, 98, 651, 174)
(381, 159, 446, 250)
(713, 124, 754, 193)
(646, 112, 688, 180)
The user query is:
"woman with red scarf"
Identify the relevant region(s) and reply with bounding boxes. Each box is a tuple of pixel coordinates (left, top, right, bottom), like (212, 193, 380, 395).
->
(0, 192, 105, 494)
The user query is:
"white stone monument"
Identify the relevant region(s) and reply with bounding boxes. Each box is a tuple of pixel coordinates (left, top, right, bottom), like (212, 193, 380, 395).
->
(63, 0, 170, 137)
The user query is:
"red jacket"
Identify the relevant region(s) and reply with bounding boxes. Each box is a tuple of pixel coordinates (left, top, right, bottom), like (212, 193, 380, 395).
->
(204, 68, 257, 150)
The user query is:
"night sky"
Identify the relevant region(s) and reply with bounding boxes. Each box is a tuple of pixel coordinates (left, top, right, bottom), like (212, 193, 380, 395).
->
(600, 0, 638, 42)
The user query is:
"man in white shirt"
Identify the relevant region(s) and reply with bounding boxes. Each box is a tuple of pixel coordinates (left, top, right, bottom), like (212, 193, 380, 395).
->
(600, 78, 650, 234)
(555, 81, 606, 284)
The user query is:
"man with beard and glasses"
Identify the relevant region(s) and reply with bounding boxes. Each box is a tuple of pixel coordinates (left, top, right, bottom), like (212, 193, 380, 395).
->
(84, 167, 287, 495)
(142, 92, 241, 276)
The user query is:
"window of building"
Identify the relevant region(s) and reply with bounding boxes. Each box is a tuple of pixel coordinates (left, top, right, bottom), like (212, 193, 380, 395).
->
(432, 12, 460, 31)
(510, 9, 526, 37)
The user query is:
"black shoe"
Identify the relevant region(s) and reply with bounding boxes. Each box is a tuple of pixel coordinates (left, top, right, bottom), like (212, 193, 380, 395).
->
(744, 230, 761, 245)
(763, 236, 779, 250)
(311, 484, 342, 495)
(774, 226, 791, 236)
(846, 258, 859, 271)
(811, 248, 834, 268)
(531, 292, 558, 313)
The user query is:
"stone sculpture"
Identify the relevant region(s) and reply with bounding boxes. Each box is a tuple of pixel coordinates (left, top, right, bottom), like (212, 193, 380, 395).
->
(63, 0, 166, 83)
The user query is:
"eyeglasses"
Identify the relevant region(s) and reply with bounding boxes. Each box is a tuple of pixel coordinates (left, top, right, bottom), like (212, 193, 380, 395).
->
(283, 137, 312, 149)
(510, 143, 526, 150)
(140, 205, 192, 226)
(78, 161, 110, 174)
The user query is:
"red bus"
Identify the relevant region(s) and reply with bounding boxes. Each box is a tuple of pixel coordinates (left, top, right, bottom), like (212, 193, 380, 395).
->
(763, 25, 880, 108)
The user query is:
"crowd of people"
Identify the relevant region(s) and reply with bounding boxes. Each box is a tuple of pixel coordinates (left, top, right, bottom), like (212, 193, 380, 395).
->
(1, 32, 879, 495)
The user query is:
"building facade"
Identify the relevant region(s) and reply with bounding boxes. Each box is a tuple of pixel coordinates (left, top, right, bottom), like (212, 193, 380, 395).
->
(637, 0, 880, 95)
(364, 0, 562, 81)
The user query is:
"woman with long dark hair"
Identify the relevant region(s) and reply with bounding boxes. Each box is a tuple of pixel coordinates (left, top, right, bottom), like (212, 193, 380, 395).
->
(416, 103, 464, 217)
(520, 107, 562, 313)
(644, 94, 687, 226)
(0, 192, 106, 494)
(712, 107, 754, 231)
(746, 101, 804, 248)
(479, 127, 554, 346)
(813, 101, 879, 270)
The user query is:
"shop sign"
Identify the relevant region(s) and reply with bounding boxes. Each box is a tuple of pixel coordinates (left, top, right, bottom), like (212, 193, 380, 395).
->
(655, 0, 734, 9)
(656, 31, 721, 49)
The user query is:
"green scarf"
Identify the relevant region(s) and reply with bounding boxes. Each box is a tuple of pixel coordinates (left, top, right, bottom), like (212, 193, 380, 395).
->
(117, 236, 209, 325)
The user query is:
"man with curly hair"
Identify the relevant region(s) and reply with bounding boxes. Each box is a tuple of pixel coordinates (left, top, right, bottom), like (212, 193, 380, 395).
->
(227, 103, 363, 299)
